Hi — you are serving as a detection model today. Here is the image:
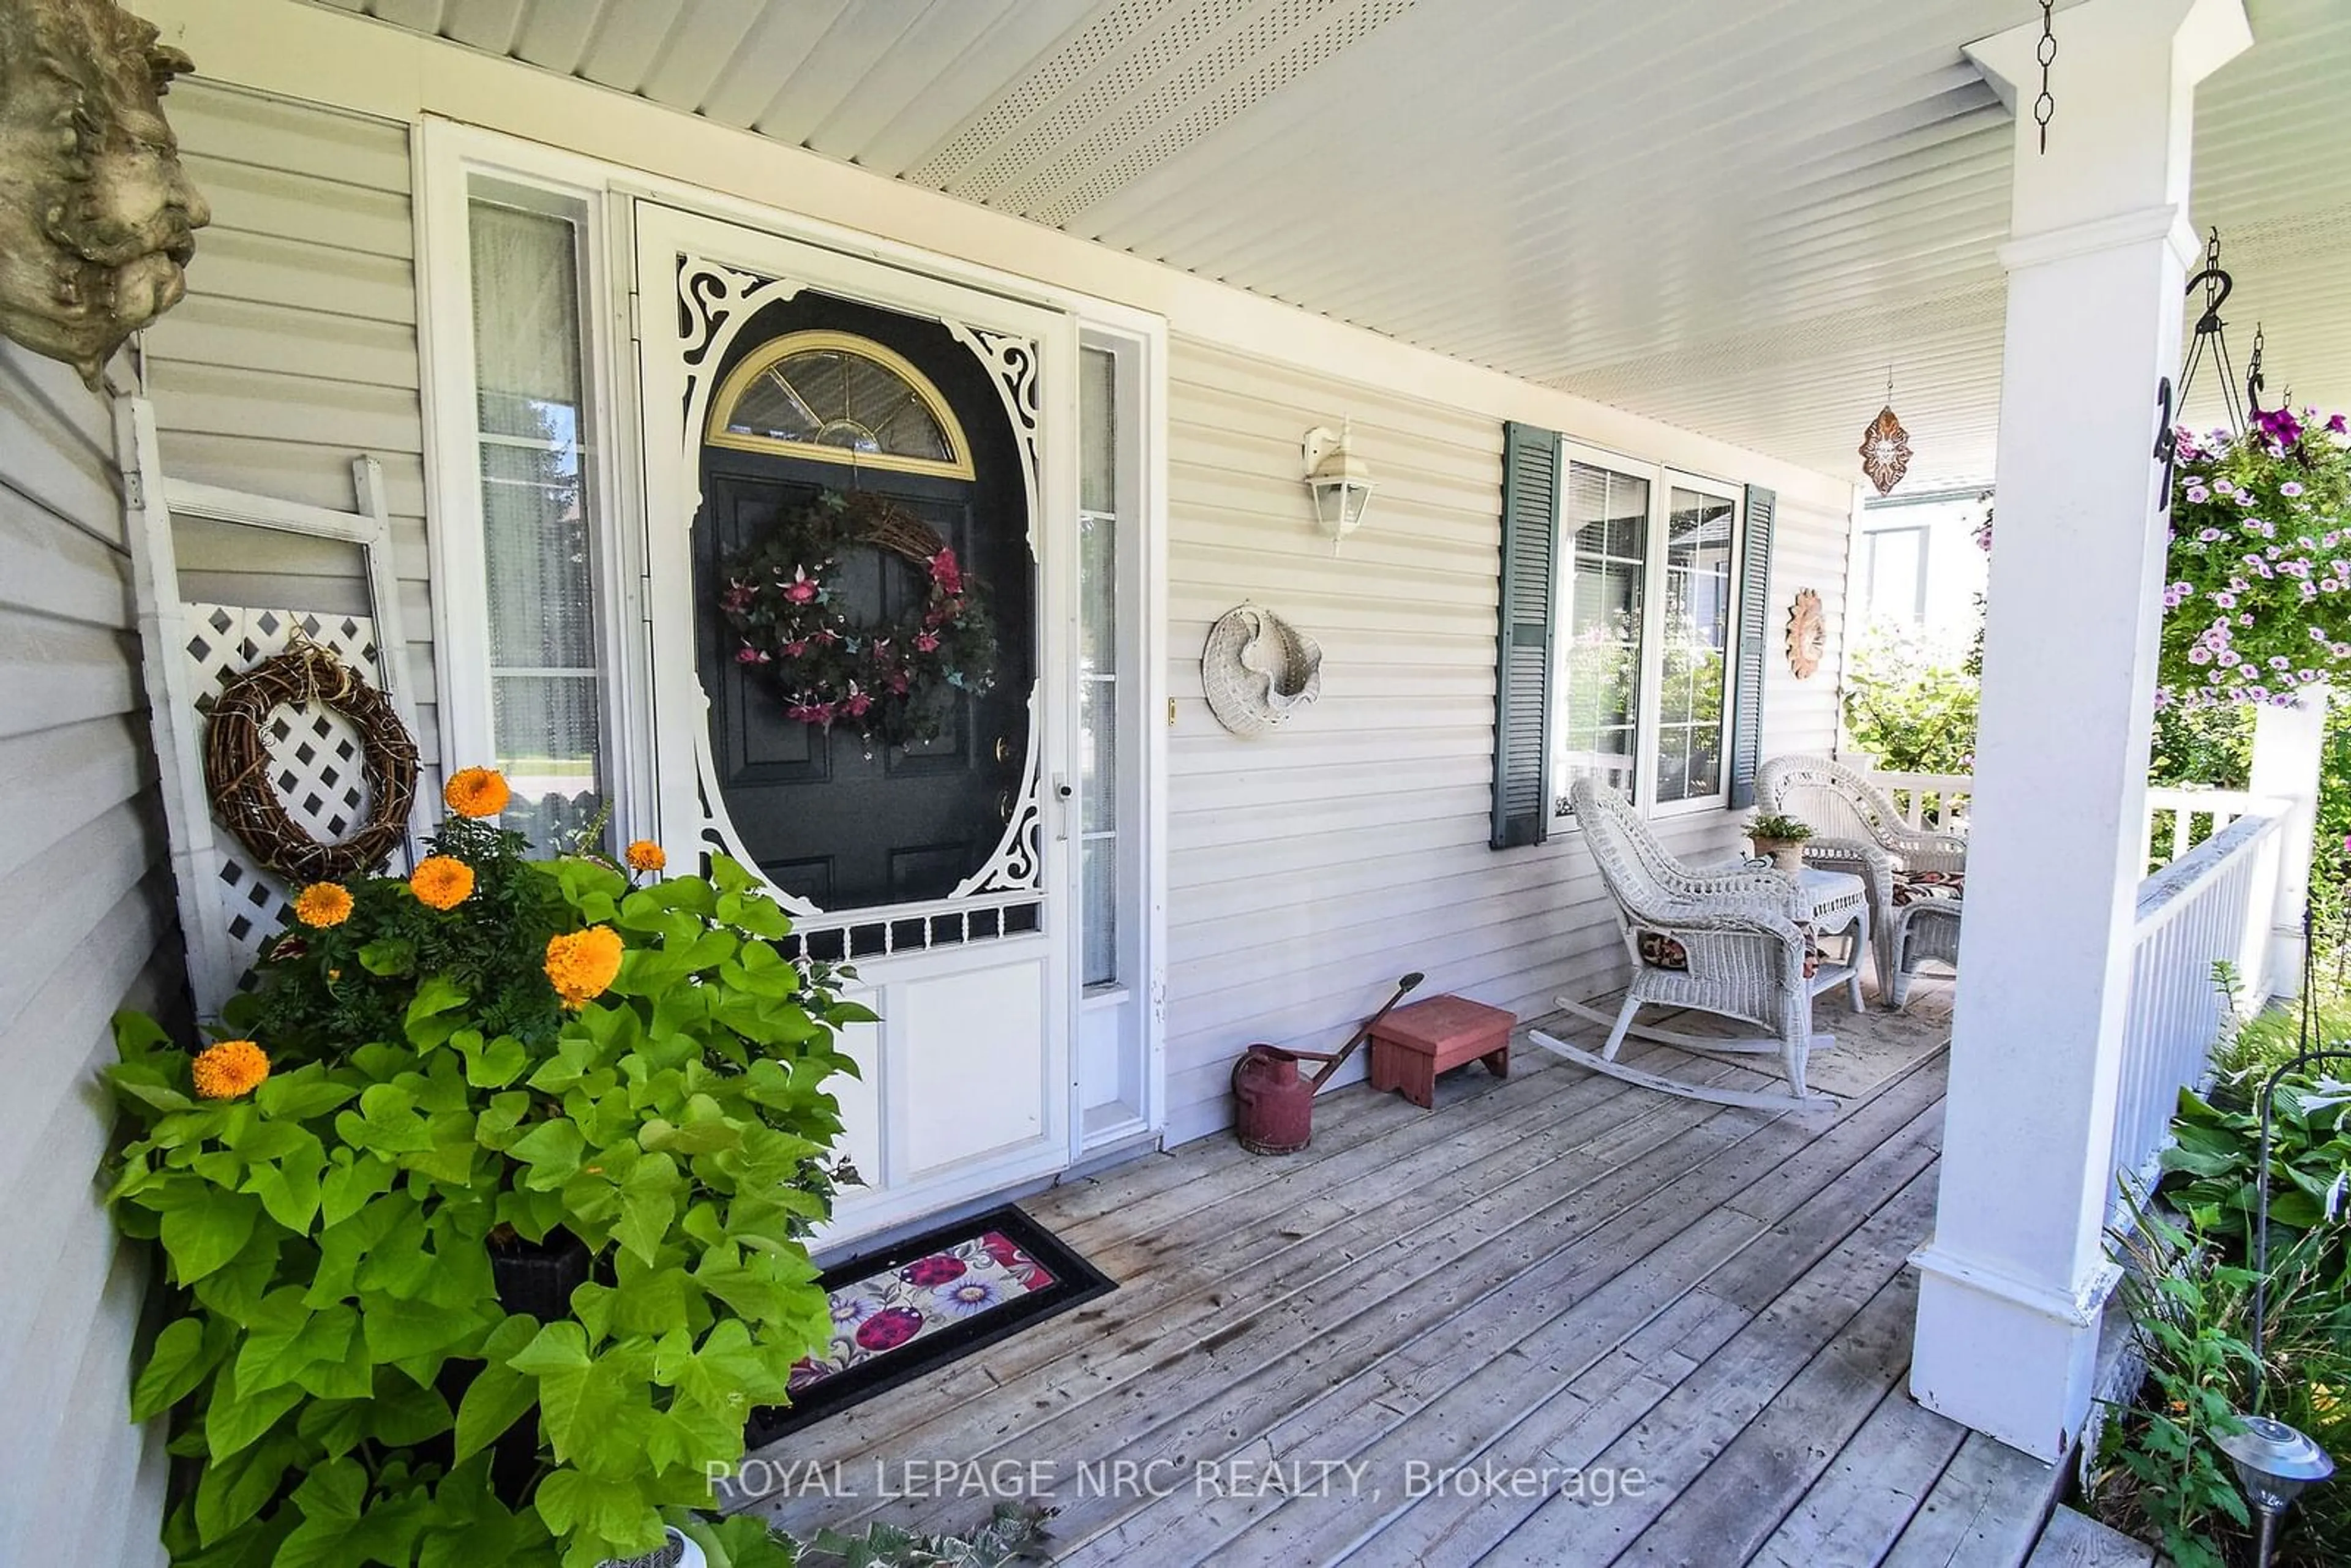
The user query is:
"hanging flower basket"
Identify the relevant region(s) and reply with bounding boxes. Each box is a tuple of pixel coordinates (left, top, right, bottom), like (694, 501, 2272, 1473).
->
(2159, 406, 2351, 710)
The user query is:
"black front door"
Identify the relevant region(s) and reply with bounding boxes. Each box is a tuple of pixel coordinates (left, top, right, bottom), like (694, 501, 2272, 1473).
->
(692, 291, 1033, 912)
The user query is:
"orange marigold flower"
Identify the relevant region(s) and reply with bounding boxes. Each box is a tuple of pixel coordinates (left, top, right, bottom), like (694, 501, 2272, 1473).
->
(191, 1040, 271, 1100)
(624, 839, 667, 873)
(410, 855, 475, 910)
(545, 926, 625, 1010)
(443, 766, 511, 819)
(292, 882, 354, 928)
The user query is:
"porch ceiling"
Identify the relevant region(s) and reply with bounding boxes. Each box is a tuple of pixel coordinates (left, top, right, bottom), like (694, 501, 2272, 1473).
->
(314, 0, 2351, 489)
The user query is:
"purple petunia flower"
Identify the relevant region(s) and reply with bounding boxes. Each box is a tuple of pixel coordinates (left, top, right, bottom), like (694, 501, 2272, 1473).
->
(2186, 486, 2212, 504)
(2282, 482, 2306, 498)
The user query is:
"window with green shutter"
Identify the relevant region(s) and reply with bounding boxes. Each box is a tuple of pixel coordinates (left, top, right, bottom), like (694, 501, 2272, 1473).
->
(1491, 425, 1775, 839)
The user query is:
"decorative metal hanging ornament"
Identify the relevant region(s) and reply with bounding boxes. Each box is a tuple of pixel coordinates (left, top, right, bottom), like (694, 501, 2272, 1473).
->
(2033, 0, 2057, 153)
(1858, 370, 1913, 496)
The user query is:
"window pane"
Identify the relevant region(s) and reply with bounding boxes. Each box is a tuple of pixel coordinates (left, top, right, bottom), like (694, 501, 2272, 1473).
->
(481, 444, 594, 669)
(1556, 462, 1649, 807)
(1081, 678, 1116, 835)
(1078, 348, 1122, 985)
(1080, 511, 1116, 674)
(724, 347, 955, 463)
(1865, 527, 1925, 625)
(1080, 347, 1116, 514)
(1081, 836, 1117, 988)
(470, 192, 605, 850)
(1655, 487, 1736, 803)
(493, 673, 604, 847)
(470, 203, 586, 441)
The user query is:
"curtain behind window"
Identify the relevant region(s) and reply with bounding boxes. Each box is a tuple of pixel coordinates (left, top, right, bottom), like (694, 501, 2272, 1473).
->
(468, 198, 606, 851)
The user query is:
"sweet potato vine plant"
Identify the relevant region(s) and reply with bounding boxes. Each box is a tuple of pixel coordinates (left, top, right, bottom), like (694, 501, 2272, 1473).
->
(103, 768, 867, 1567)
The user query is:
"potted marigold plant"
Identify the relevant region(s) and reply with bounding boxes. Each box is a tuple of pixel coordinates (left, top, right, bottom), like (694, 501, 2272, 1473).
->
(105, 768, 866, 1568)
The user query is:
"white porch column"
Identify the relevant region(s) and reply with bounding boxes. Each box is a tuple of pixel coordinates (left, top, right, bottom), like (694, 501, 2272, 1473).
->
(1910, 0, 2251, 1461)
(2250, 686, 2328, 997)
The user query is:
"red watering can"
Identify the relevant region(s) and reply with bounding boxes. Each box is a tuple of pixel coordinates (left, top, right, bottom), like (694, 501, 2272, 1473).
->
(1232, 972, 1423, 1155)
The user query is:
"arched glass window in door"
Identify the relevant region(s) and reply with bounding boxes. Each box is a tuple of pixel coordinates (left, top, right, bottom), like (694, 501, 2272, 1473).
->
(705, 330, 975, 479)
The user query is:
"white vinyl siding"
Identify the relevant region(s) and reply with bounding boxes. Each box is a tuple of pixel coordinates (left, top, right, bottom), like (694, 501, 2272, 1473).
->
(141, 81, 440, 795)
(1159, 339, 1851, 1144)
(0, 339, 175, 1567)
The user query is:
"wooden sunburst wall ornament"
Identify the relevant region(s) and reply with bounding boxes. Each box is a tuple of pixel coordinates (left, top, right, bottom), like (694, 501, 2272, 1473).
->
(1859, 369, 1913, 495)
(1785, 589, 1826, 678)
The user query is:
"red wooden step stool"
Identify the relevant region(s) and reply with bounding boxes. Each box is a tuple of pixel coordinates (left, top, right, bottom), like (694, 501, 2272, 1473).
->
(1367, 994, 1515, 1109)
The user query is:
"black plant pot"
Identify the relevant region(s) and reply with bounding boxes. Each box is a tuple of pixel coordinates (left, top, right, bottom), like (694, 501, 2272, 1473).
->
(459, 1229, 594, 1506)
(489, 1229, 593, 1322)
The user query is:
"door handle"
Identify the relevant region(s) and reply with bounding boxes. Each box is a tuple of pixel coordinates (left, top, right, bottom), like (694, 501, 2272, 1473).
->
(1052, 773, 1073, 841)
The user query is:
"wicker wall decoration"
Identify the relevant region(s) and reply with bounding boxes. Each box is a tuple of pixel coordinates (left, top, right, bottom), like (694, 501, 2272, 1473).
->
(1201, 604, 1323, 737)
(203, 635, 418, 882)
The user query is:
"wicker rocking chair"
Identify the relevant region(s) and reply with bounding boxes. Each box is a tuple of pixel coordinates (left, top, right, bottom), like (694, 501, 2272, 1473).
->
(1528, 779, 1851, 1113)
(1755, 754, 1967, 1000)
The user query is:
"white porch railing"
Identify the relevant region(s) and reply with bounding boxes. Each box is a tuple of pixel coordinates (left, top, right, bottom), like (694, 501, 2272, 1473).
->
(1857, 743, 2314, 1218)
(1868, 770, 1974, 831)
(2143, 786, 2260, 869)
(2108, 808, 2288, 1204)
(1861, 768, 2257, 874)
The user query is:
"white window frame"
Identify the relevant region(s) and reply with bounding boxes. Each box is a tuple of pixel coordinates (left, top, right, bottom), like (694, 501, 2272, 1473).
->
(415, 125, 643, 834)
(1862, 522, 1932, 626)
(1551, 440, 1745, 823)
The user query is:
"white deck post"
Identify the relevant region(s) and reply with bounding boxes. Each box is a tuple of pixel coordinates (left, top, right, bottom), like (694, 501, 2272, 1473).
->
(2249, 686, 2328, 997)
(1910, 0, 2252, 1461)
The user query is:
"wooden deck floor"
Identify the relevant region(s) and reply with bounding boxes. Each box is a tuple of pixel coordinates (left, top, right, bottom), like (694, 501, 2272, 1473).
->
(741, 979, 2060, 1566)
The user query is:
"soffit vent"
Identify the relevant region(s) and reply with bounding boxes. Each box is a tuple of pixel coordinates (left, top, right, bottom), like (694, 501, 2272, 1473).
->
(910, 0, 1419, 227)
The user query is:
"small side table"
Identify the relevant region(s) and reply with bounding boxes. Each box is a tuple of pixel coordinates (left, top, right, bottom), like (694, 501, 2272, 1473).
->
(1368, 994, 1515, 1109)
(1794, 866, 1870, 1015)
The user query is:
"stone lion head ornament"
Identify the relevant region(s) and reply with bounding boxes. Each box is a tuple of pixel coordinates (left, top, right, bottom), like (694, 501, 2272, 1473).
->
(0, 0, 208, 387)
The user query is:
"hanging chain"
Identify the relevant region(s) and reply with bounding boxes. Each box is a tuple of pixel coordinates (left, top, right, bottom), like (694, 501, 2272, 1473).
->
(2246, 322, 2267, 417)
(2033, 0, 2058, 153)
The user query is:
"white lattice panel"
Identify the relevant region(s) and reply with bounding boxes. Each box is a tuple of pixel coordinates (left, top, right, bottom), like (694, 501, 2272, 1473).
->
(182, 604, 405, 982)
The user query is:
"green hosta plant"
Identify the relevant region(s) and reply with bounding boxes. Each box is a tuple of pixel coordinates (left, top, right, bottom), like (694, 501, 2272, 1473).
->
(105, 768, 866, 1567)
(2159, 1076, 2351, 1269)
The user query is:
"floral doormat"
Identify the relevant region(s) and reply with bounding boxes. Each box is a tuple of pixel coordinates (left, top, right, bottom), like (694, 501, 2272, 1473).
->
(744, 1205, 1114, 1446)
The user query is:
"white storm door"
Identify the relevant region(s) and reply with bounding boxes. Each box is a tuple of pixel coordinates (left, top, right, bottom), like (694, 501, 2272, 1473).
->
(630, 200, 1078, 1241)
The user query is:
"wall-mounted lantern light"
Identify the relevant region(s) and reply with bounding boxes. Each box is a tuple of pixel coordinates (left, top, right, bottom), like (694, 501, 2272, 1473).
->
(1303, 421, 1375, 551)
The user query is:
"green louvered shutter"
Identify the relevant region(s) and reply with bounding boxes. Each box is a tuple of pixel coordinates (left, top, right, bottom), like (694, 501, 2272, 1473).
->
(1493, 422, 1560, 849)
(1727, 484, 1776, 809)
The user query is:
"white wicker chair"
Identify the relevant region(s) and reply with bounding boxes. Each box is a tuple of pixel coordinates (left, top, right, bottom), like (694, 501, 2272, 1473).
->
(1755, 753, 1966, 1000)
(1526, 779, 1847, 1112)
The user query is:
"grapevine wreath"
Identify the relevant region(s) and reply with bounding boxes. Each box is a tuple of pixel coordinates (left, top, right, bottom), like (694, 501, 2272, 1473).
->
(203, 637, 419, 882)
(718, 488, 999, 750)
